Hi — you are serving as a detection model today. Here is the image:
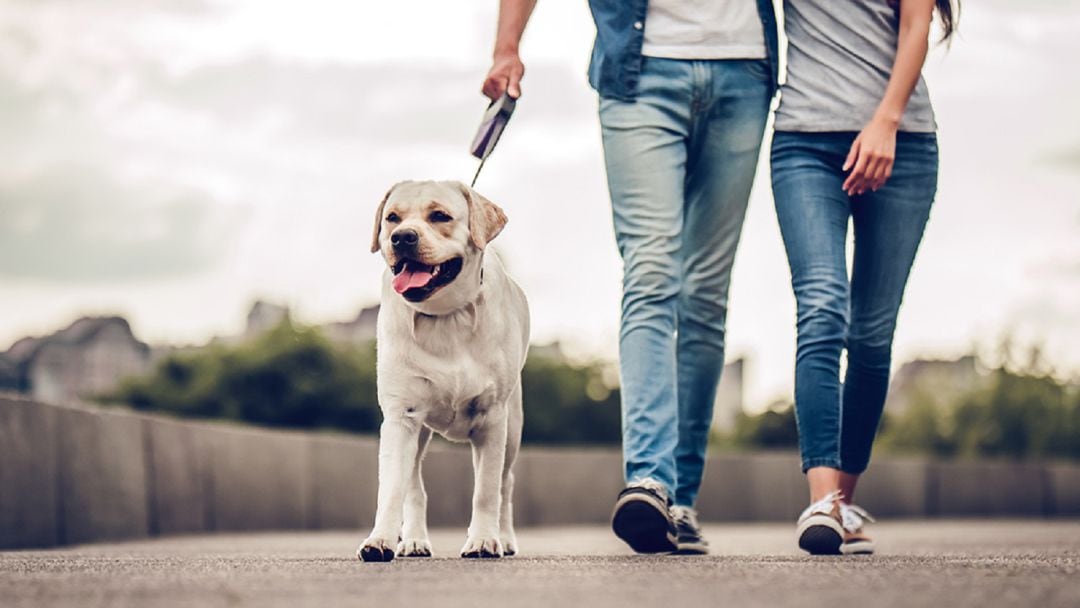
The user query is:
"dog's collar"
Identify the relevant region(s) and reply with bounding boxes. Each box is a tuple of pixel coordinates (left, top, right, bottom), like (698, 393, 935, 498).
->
(411, 299, 481, 334)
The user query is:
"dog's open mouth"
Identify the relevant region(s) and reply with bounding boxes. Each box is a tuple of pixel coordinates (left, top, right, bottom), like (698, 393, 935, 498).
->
(391, 257, 464, 301)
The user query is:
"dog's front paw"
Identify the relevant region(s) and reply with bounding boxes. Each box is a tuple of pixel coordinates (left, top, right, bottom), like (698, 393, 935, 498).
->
(461, 535, 503, 559)
(501, 534, 518, 557)
(397, 538, 433, 557)
(357, 537, 396, 562)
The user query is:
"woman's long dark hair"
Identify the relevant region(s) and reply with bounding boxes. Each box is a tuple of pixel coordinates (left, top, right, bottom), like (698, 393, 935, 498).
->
(889, 0, 960, 42)
(935, 0, 959, 41)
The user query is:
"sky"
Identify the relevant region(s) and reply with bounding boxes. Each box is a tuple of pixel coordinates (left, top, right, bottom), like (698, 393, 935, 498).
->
(1, 0, 1078, 409)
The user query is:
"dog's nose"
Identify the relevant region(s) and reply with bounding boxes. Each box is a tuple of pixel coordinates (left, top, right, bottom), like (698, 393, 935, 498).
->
(390, 229, 419, 249)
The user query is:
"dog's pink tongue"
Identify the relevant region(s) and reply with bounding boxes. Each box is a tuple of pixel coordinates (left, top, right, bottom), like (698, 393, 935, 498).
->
(392, 268, 434, 294)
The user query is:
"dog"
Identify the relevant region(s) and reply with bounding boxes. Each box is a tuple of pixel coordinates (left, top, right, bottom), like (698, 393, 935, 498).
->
(357, 180, 529, 561)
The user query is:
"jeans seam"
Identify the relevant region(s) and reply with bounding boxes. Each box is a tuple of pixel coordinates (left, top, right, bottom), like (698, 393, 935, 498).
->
(839, 462, 868, 476)
(802, 457, 841, 473)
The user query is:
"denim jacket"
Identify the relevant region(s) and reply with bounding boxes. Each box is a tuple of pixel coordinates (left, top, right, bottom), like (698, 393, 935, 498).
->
(586, 0, 780, 101)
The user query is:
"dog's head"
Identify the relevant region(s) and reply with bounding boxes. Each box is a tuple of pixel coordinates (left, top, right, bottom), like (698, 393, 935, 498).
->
(371, 180, 507, 314)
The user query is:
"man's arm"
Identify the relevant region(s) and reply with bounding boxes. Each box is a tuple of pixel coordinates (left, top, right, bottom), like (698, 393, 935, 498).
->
(481, 0, 538, 100)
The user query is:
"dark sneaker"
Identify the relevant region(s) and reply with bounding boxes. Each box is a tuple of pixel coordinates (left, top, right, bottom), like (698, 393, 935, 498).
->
(840, 502, 876, 555)
(611, 478, 678, 554)
(796, 490, 844, 555)
(671, 505, 709, 555)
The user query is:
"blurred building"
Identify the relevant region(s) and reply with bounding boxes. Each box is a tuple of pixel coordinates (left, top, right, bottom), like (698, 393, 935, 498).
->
(529, 341, 568, 363)
(0, 316, 151, 405)
(322, 305, 379, 345)
(886, 355, 983, 415)
(244, 300, 291, 339)
(711, 358, 746, 433)
(235, 300, 378, 347)
(0, 300, 384, 407)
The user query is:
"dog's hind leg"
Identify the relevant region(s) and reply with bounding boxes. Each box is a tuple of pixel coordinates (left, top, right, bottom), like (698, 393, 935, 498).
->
(500, 384, 523, 556)
(398, 425, 433, 557)
(358, 416, 421, 562)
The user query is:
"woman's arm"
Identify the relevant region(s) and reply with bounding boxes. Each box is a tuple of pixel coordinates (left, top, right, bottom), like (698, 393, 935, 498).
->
(481, 0, 538, 100)
(842, 0, 936, 196)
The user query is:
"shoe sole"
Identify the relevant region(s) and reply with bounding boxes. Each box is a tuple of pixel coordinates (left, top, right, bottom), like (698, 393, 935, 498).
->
(612, 495, 677, 554)
(841, 539, 875, 555)
(796, 514, 843, 555)
(674, 540, 709, 555)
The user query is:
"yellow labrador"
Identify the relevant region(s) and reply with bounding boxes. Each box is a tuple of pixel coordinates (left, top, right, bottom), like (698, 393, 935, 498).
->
(358, 181, 529, 561)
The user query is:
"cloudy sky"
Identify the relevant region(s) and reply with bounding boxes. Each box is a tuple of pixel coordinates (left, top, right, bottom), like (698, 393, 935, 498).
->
(1, 0, 1078, 408)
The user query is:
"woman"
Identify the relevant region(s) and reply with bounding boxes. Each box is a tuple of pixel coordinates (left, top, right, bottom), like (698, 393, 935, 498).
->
(771, 0, 957, 555)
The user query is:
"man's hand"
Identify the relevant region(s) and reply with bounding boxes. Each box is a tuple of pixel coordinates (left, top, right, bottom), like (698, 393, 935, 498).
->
(482, 0, 536, 101)
(842, 115, 898, 196)
(482, 51, 525, 101)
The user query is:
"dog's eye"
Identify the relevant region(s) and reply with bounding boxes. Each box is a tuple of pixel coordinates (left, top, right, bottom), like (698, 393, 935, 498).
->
(429, 211, 453, 223)
(385, 213, 401, 224)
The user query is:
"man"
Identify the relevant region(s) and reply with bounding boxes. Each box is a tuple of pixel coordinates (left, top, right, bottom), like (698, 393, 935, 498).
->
(483, 0, 778, 554)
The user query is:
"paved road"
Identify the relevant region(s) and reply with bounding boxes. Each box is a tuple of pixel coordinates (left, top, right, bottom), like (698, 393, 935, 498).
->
(2, 521, 1079, 607)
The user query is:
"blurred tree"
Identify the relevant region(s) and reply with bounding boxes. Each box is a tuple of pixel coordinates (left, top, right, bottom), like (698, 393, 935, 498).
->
(106, 328, 1080, 459)
(520, 352, 621, 445)
(719, 348, 1080, 463)
(103, 320, 623, 444)
(105, 320, 381, 433)
(722, 400, 799, 450)
(878, 360, 1080, 461)
(875, 388, 958, 458)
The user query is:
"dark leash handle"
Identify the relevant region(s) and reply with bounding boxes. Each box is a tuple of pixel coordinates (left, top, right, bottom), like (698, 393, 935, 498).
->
(469, 93, 516, 188)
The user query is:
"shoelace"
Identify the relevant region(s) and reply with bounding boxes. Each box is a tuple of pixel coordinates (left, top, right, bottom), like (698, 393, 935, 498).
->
(798, 489, 843, 522)
(670, 505, 700, 529)
(839, 502, 876, 533)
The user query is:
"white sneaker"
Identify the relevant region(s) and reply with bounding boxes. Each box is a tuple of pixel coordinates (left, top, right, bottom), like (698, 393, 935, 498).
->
(796, 490, 844, 555)
(839, 502, 876, 555)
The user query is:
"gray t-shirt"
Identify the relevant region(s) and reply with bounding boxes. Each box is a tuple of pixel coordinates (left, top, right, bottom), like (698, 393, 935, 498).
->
(642, 0, 766, 60)
(774, 0, 937, 133)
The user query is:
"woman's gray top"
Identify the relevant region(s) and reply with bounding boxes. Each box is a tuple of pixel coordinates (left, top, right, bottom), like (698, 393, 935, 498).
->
(774, 0, 937, 133)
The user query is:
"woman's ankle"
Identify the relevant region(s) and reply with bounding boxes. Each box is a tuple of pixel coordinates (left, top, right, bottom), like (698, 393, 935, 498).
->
(838, 471, 860, 504)
(806, 466, 842, 502)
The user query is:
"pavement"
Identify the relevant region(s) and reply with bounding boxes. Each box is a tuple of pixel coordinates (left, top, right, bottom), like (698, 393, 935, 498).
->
(2, 520, 1079, 607)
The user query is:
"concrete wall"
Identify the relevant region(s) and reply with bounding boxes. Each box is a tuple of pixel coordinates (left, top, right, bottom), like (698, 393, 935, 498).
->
(0, 397, 59, 548)
(2, 395, 1078, 549)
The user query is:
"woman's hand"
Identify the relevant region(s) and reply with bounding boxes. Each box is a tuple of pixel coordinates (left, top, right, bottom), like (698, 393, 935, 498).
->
(842, 0, 936, 197)
(842, 116, 899, 196)
(482, 51, 525, 101)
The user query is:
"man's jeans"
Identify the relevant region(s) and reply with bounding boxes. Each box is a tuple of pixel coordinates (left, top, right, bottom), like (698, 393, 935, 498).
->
(770, 131, 938, 474)
(599, 57, 771, 507)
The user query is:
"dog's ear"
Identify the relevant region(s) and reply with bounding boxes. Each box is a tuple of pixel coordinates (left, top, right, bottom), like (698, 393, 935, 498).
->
(458, 183, 508, 250)
(370, 184, 397, 254)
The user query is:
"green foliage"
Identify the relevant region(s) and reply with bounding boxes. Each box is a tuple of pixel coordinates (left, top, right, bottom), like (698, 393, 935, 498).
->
(104, 320, 623, 444)
(721, 400, 799, 451)
(521, 354, 621, 445)
(878, 368, 1080, 461)
(719, 356, 1080, 463)
(106, 320, 381, 433)
(108, 326, 1080, 459)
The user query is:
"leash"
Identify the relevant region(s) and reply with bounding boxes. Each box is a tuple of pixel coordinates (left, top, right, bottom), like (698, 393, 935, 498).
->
(469, 93, 516, 188)
(470, 158, 486, 189)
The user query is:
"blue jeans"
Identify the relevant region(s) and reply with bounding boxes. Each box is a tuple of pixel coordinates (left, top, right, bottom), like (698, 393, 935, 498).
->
(600, 57, 771, 506)
(770, 131, 938, 474)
